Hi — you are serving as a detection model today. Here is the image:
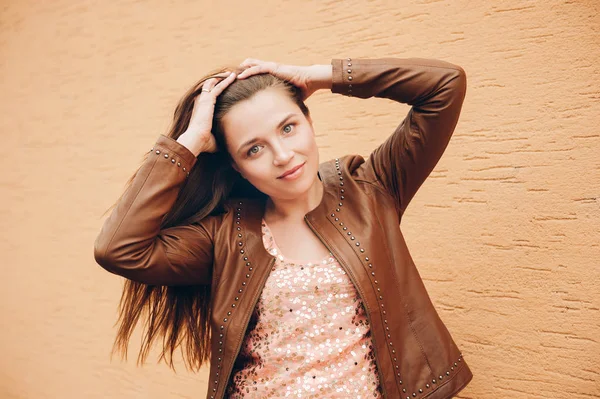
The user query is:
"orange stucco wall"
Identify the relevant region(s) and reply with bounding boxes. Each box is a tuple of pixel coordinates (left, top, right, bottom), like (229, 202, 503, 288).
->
(1, 1, 598, 398)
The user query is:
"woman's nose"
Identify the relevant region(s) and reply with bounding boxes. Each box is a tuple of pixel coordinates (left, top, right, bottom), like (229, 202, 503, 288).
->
(272, 142, 294, 166)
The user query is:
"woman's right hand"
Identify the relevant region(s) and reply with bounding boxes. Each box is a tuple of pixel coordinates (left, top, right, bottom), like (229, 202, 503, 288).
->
(177, 71, 237, 156)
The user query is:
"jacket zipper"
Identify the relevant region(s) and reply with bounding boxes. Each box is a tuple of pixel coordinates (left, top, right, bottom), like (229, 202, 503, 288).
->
(219, 256, 277, 399)
(304, 216, 389, 399)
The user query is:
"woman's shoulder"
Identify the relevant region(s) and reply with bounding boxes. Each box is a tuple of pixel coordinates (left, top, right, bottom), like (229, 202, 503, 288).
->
(320, 153, 378, 184)
(320, 153, 395, 205)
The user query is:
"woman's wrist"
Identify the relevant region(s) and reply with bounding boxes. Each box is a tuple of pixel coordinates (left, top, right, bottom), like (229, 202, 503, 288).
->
(176, 132, 211, 157)
(308, 64, 333, 91)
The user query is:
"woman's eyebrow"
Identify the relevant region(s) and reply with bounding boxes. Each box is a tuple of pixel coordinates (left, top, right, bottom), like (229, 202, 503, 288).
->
(236, 113, 297, 154)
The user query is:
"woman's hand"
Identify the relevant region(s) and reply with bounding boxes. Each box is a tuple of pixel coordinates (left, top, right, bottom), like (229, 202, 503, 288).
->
(236, 58, 332, 101)
(177, 71, 237, 156)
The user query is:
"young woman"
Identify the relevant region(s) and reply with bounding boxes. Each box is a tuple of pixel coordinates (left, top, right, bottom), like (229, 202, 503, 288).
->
(94, 56, 471, 399)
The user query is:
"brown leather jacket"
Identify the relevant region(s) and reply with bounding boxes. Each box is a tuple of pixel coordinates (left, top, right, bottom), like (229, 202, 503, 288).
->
(94, 57, 472, 399)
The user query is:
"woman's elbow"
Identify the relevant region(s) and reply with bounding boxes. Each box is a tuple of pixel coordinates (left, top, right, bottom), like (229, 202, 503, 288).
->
(93, 233, 134, 277)
(93, 237, 120, 275)
(93, 239, 172, 285)
(94, 245, 149, 283)
(453, 65, 467, 97)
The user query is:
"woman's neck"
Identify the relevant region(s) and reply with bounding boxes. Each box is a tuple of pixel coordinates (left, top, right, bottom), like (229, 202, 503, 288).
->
(264, 176, 324, 223)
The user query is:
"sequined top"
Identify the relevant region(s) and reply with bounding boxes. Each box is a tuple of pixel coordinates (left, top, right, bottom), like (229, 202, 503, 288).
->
(224, 218, 383, 398)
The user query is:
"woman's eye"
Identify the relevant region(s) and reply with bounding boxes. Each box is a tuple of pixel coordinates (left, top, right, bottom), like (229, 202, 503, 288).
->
(247, 124, 294, 157)
(283, 123, 294, 134)
(247, 145, 261, 156)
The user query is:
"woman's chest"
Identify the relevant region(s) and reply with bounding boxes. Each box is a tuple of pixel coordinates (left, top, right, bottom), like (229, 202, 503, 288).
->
(262, 218, 331, 263)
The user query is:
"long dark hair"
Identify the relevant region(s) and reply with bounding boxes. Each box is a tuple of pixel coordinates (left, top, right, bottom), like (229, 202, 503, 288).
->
(105, 66, 310, 371)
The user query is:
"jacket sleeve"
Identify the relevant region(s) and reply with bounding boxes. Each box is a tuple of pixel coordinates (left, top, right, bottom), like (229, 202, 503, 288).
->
(331, 57, 467, 218)
(93, 134, 215, 286)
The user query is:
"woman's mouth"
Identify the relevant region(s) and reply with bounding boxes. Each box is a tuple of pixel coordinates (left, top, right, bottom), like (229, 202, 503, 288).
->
(278, 162, 306, 180)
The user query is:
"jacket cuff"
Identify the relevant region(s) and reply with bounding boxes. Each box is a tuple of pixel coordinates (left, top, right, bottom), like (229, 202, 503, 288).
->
(150, 134, 198, 177)
(331, 58, 354, 97)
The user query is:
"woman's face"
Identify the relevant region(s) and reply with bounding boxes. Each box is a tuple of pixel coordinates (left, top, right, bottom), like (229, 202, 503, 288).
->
(222, 86, 319, 200)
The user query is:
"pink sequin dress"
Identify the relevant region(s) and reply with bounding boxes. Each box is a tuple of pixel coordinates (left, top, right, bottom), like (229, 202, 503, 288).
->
(224, 218, 383, 398)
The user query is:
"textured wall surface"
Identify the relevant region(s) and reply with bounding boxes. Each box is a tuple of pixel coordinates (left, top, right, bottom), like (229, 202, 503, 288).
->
(1, 1, 599, 398)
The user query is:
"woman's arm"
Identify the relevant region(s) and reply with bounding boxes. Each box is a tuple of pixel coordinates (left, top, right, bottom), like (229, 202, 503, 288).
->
(93, 135, 215, 286)
(331, 57, 467, 218)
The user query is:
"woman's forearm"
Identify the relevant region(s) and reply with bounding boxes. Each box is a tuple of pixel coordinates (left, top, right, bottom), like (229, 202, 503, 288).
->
(329, 57, 467, 217)
(94, 135, 215, 285)
(330, 57, 466, 104)
(309, 64, 333, 91)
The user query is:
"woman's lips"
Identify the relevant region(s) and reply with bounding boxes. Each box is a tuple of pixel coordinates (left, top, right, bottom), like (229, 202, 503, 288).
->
(278, 162, 306, 180)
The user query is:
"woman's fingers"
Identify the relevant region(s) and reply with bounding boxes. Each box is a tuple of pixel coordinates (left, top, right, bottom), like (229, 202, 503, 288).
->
(239, 58, 261, 68)
(191, 73, 234, 125)
(200, 77, 218, 94)
(237, 62, 279, 80)
(198, 72, 236, 102)
(211, 72, 237, 95)
(184, 72, 238, 153)
(237, 66, 262, 79)
(237, 58, 278, 79)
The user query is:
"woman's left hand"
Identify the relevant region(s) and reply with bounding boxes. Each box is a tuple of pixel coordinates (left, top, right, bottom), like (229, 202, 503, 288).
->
(235, 58, 331, 101)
